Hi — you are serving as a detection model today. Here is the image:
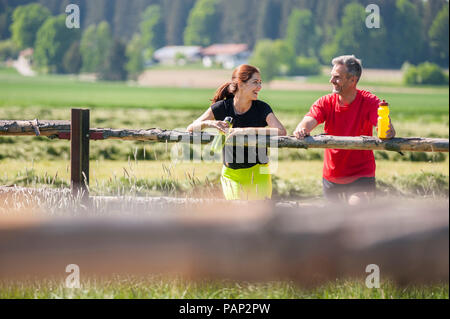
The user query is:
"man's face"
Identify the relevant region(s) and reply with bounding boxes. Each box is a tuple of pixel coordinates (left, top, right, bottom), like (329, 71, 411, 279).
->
(329, 64, 356, 94)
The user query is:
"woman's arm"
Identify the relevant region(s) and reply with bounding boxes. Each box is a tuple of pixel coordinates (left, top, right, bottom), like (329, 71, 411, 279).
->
(266, 112, 287, 136)
(227, 113, 287, 137)
(187, 108, 229, 133)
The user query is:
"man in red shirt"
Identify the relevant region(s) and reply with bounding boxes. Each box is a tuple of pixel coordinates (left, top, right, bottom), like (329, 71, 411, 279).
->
(293, 55, 395, 205)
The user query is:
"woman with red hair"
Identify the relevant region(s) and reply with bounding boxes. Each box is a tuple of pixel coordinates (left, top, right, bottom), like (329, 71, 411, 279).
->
(187, 64, 286, 200)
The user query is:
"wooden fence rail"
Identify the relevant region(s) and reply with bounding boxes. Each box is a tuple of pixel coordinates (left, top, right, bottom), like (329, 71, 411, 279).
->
(0, 198, 448, 285)
(0, 119, 448, 152)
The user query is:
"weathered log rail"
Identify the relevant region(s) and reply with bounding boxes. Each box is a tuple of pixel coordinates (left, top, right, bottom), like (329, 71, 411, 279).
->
(0, 197, 448, 285)
(0, 119, 448, 152)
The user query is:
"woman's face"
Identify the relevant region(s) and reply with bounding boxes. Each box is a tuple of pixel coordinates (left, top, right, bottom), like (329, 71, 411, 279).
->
(239, 72, 262, 100)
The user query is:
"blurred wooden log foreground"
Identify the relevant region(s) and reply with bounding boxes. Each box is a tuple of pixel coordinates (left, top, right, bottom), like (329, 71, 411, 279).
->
(0, 190, 448, 286)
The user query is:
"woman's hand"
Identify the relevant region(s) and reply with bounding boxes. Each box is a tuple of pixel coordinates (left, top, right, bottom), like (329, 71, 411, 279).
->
(226, 127, 244, 138)
(206, 120, 230, 133)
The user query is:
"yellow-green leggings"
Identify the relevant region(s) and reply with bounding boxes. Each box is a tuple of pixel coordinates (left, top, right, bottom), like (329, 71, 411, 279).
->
(220, 164, 272, 200)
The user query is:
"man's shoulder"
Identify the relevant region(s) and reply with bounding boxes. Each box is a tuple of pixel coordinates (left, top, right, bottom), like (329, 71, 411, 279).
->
(315, 93, 337, 105)
(358, 89, 380, 104)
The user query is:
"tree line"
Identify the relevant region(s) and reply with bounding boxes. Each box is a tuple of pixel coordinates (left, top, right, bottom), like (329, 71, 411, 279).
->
(0, 0, 448, 81)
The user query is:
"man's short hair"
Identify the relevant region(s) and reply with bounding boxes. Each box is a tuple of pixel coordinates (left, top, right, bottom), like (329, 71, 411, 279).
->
(332, 55, 362, 81)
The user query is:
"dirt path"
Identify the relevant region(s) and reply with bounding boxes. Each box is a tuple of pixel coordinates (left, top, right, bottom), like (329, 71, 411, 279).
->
(137, 69, 440, 94)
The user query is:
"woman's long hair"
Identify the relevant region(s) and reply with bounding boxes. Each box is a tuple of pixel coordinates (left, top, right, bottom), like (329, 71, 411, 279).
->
(210, 64, 260, 105)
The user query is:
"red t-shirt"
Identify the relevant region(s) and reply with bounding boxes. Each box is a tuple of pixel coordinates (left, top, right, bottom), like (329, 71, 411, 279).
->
(306, 90, 380, 184)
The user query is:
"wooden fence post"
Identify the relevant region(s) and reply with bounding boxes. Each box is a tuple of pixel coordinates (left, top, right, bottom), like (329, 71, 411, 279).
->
(71, 109, 90, 199)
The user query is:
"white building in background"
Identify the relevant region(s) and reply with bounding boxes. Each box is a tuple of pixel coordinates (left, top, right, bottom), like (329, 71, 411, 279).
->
(153, 46, 202, 65)
(12, 48, 35, 76)
(201, 43, 251, 69)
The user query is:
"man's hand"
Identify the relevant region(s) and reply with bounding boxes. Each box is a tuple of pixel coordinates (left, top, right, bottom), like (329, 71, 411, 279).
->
(375, 117, 395, 139)
(293, 127, 310, 139)
(293, 116, 318, 139)
(385, 117, 395, 139)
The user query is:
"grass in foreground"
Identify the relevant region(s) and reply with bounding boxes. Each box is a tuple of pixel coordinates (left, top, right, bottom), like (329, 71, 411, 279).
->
(0, 159, 448, 200)
(0, 276, 447, 299)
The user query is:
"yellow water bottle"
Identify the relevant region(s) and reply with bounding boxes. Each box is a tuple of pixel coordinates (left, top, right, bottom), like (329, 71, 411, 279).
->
(210, 116, 233, 154)
(377, 100, 390, 139)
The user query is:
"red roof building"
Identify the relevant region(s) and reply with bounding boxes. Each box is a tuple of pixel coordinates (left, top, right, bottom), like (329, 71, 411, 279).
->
(201, 43, 251, 69)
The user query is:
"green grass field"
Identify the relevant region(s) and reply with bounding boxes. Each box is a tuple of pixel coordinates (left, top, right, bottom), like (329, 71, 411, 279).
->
(0, 67, 448, 299)
(1, 67, 449, 121)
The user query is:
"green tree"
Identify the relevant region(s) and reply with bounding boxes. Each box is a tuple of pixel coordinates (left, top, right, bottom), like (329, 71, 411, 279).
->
(80, 21, 112, 73)
(62, 41, 82, 74)
(219, 0, 258, 46)
(10, 3, 51, 49)
(34, 15, 80, 73)
(0, 6, 13, 40)
(164, 0, 196, 45)
(97, 21, 113, 50)
(403, 62, 448, 85)
(96, 21, 113, 63)
(249, 39, 280, 83)
(0, 39, 19, 61)
(429, 5, 449, 66)
(99, 39, 128, 81)
(402, 63, 419, 85)
(80, 24, 98, 72)
(126, 33, 144, 80)
(140, 5, 164, 62)
(320, 3, 386, 67)
(255, 0, 281, 41)
(183, 0, 218, 46)
(293, 56, 322, 76)
(273, 39, 296, 75)
(387, 0, 424, 67)
(285, 9, 319, 57)
(422, 0, 448, 33)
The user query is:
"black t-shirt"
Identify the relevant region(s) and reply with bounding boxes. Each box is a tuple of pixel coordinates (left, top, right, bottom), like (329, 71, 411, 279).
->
(211, 98, 273, 169)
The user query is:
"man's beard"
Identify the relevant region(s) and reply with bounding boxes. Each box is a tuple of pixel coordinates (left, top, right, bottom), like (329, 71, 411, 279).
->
(332, 87, 341, 93)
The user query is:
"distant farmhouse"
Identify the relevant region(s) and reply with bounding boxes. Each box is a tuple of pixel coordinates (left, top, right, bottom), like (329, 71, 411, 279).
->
(201, 44, 251, 69)
(13, 48, 35, 76)
(153, 46, 202, 65)
(152, 44, 251, 69)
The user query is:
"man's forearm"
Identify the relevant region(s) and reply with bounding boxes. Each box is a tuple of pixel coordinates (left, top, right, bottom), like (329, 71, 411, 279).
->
(293, 116, 318, 139)
(298, 116, 318, 134)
